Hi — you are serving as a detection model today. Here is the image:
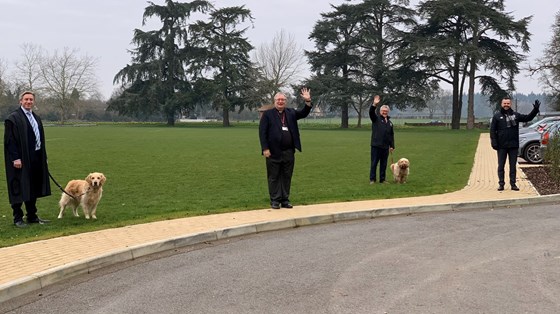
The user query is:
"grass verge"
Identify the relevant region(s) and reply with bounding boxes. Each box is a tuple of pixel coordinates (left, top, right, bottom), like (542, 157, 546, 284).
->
(0, 124, 481, 247)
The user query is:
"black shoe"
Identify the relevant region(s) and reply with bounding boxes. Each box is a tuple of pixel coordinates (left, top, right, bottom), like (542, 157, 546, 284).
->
(14, 221, 28, 228)
(281, 202, 293, 209)
(271, 202, 281, 209)
(27, 217, 50, 224)
(511, 185, 519, 191)
(497, 185, 504, 191)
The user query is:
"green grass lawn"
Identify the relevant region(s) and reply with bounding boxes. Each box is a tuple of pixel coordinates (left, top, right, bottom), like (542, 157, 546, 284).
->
(0, 124, 482, 247)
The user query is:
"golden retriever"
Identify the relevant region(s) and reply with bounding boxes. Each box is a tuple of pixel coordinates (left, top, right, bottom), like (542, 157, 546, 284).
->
(58, 172, 106, 220)
(390, 158, 410, 183)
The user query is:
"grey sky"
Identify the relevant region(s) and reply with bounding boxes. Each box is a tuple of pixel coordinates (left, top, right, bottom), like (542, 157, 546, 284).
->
(1, 0, 557, 99)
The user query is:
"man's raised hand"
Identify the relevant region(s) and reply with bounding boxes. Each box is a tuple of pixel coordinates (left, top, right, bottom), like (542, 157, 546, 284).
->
(534, 99, 541, 110)
(373, 95, 380, 106)
(300, 88, 311, 102)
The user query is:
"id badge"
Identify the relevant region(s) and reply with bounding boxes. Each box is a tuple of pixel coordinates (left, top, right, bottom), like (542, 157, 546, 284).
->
(282, 126, 289, 131)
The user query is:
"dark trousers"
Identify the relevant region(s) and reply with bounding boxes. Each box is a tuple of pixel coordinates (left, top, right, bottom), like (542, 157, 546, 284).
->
(12, 199, 38, 223)
(12, 150, 42, 223)
(266, 149, 295, 204)
(497, 147, 518, 186)
(370, 146, 389, 182)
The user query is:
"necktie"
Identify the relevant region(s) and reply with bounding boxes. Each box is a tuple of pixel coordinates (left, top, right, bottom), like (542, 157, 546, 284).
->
(26, 111, 41, 150)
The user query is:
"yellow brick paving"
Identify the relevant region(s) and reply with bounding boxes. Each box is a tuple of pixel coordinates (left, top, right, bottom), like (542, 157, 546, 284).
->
(0, 134, 541, 291)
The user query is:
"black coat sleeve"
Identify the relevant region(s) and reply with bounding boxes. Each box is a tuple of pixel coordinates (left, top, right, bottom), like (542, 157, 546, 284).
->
(259, 111, 271, 152)
(369, 105, 378, 123)
(517, 106, 539, 123)
(295, 103, 312, 120)
(4, 120, 21, 162)
(489, 115, 498, 149)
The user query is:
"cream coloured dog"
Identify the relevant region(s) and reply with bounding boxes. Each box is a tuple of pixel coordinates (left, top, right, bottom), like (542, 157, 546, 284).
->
(390, 158, 410, 183)
(58, 172, 106, 219)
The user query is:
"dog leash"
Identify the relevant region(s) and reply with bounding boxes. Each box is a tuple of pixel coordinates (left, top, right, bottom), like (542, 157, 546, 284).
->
(48, 171, 79, 201)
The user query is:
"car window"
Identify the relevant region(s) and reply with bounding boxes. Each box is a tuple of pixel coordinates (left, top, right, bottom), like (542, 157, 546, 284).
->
(527, 120, 542, 129)
(545, 121, 560, 132)
(528, 118, 554, 128)
(527, 117, 560, 130)
(526, 119, 546, 129)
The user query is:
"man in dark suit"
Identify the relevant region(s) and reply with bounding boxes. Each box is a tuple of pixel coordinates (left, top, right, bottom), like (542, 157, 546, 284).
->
(4, 91, 51, 228)
(259, 88, 312, 209)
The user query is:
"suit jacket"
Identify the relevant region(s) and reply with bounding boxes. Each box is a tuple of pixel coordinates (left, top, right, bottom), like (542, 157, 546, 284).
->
(259, 104, 312, 159)
(4, 108, 51, 204)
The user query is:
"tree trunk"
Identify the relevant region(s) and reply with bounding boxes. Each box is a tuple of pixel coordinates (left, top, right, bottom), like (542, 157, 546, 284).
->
(467, 21, 480, 131)
(341, 103, 349, 128)
(340, 66, 349, 129)
(58, 98, 67, 124)
(451, 90, 460, 129)
(451, 54, 462, 130)
(467, 58, 476, 130)
(59, 111, 65, 124)
(222, 109, 230, 127)
(166, 113, 175, 126)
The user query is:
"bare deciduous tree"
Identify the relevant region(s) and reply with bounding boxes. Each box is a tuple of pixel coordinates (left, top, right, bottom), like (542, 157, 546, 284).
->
(0, 58, 9, 111)
(438, 90, 453, 119)
(529, 10, 560, 109)
(14, 43, 44, 91)
(0, 58, 19, 117)
(425, 89, 452, 119)
(0, 58, 8, 94)
(253, 29, 306, 101)
(40, 47, 99, 122)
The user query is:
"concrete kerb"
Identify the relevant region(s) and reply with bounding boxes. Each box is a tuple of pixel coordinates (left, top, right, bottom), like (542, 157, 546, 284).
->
(2, 194, 560, 304)
(0, 277, 41, 305)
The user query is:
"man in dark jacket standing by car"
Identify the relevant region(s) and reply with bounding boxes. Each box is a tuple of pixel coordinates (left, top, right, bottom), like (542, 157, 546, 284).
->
(490, 97, 540, 191)
(369, 95, 394, 184)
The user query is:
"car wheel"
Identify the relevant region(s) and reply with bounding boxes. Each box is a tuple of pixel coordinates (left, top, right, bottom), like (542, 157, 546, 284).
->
(524, 142, 543, 164)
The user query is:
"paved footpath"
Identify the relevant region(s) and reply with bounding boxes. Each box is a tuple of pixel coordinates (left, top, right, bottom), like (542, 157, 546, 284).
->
(1, 133, 559, 303)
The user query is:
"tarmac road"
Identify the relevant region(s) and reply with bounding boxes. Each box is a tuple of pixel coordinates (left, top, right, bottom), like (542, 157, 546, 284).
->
(2, 203, 560, 314)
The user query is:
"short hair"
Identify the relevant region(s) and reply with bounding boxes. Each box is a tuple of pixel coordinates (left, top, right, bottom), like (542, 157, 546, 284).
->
(502, 96, 511, 101)
(380, 105, 390, 111)
(274, 92, 286, 100)
(19, 91, 35, 100)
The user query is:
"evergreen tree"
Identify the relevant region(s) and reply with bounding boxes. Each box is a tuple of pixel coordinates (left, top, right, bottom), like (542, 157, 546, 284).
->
(307, 0, 433, 128)
(414, 0, 531, 129)
(110, 0, 211, 125)
(190, 6, 254, 127)
(307, 2, 365, 129)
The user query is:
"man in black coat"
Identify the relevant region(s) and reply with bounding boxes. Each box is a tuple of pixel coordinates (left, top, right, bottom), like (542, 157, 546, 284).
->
(490, 96, 540, 191)
(259, 88, 312, 209)
(4, 91, 51, 227)
(369, 95, 395, 184)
